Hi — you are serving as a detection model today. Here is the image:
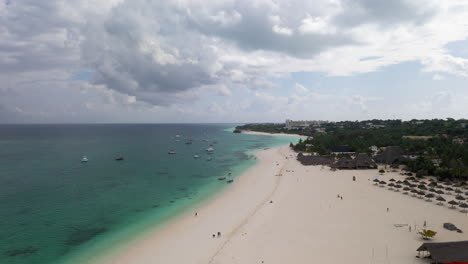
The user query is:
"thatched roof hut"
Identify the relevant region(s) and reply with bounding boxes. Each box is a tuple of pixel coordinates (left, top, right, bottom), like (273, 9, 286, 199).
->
(417, 240, 468, 263)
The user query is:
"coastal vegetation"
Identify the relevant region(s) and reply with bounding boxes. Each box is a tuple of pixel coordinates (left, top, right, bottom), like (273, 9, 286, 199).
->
(238, 119, 468, 180)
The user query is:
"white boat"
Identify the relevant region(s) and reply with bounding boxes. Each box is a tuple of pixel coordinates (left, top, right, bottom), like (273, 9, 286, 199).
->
(206, 147, 214, 152)
(193, 155, 200, 159)
(168, 150, 176, 155)
(206, 157, 212, 161)
(81, 156, 88, 162)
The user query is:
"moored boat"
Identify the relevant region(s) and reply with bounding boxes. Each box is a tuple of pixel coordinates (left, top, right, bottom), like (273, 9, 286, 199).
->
(81, 156, 88, 162)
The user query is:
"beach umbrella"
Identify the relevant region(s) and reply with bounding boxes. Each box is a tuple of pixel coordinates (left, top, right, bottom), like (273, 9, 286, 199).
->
(411, 189, 418, 197)
(436, 190, 445, 195)
(396, 180, 402, 184)
(403, 187, 410, 191)
(465, 191, 468, 196)
(435, 185, 444, 189)
(456, 195, 465, 201)
(425, 193, 434, 201)
(418, 191, 426, 199)
(428, 181, 437, 187)
(418, 185, 428, 190)
(429, 188, 436, 193)
(388, 183, 395, 187)
(455, 189, 463, 194)
(436, 196, 446, 205)
(459, 203, 468, 213)
(403, 180, 410, 185)
(373, 179, 380, 182)
(389, 178, 396, 182)
(448, 200, 458, 209)
(408, 176, 416, 180)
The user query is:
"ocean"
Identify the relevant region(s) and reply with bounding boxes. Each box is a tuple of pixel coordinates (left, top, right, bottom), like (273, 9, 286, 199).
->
(0, 124, 300, 264)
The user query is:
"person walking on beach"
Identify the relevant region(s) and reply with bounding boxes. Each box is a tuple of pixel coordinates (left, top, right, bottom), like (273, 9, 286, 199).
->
(409, 226, 411, 232)
(195, 212, 197, 217)
(423, 220, 426, 227)
(217, 232, 221, 237)
(387, 207, 389, 212)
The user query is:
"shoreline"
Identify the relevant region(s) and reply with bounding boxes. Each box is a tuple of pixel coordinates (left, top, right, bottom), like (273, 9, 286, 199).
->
(240, 130, 308, 139)
(90, 145, 291, 264)
(86, 145, 468, 264)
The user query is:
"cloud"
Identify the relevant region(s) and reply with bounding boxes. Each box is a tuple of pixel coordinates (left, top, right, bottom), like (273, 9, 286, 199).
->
(2, 0, 468, 123)
(432, 74, 445, 80)
(294, 83, 308, 93)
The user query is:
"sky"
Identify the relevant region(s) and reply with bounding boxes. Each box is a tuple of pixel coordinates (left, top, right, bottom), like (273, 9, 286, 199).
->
(1, 0, 468, 123)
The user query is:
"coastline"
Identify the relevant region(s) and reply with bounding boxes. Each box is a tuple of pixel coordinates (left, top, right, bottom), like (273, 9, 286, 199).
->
(89, 145, 291, 264)
(83, 140, 468, 264)
(239, 129, 308, 139)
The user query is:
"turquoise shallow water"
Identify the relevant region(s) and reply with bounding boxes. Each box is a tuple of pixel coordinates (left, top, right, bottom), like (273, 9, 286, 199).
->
(0, 124, 300, 264)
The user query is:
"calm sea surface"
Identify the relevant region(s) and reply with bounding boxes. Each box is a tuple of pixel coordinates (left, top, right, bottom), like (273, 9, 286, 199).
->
(0, 124, 299, 264)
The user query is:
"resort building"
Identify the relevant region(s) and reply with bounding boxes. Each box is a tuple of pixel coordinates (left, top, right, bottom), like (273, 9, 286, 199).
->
(327, 145, 355, 155)
(285, 119, 329, 129)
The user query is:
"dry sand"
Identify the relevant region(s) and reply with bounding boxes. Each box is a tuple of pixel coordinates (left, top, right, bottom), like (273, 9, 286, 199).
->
(96, 146, 468, 264)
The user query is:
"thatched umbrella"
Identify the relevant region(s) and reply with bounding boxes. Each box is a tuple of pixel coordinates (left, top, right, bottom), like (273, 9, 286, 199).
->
(456, 195, 465, 201)
(418, 185, 428, 191)
(396, 180, 403, 184)
(436, 190, 445, 195)
(455, 189, 463, 194)
(425, 193, 435, 202)
(403, 187, 410, 191)
(373, 179, 380, 185)
(429, 188, 436, 193)
(388, 183, 395, 187)
(448, 200, 458, 209)
(435, 185, 444, 189)
(459, 203, 468, 213)
(465, 191, 468, 196)
(411, 189, 419, 197)
(389, 178, 396, 182)
(379, 181, 386, 187)
(428, 181, 437, 187)
(394, 184, 402, 192)
(408, 176, 416, 181)
(436, 196, 446, 205)
(418, 191, 426, 199)
(403, 180, 410, 185)
(446, 187, 454, 194)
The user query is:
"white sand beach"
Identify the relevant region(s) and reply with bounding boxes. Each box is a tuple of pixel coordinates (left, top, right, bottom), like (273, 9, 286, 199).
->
(96, 146, 468, 264)
(240, 130, 308, 139)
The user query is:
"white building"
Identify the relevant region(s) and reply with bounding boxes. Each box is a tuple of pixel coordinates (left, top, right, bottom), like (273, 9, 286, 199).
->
(285, 119, 329, 129)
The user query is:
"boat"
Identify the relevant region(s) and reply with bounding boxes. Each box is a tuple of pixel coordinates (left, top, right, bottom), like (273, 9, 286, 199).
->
(81, 156, 88, 162)
(218, 177, 226, 180)
(227, 179, 234, 183)
(206, 157, 212, 161)
(206, 147, 214, 153)
(168, 150, 177, 155)
(193, 155, 200, 159)
(115, 156, 124, 161)
(185, 140, 193, 145)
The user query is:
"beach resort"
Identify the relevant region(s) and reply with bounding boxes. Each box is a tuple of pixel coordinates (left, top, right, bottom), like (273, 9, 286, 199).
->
(90, 131, 468, 264)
